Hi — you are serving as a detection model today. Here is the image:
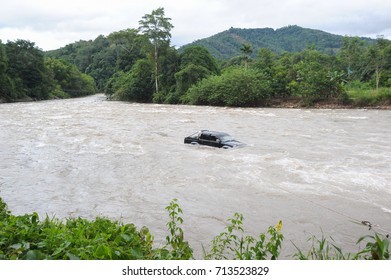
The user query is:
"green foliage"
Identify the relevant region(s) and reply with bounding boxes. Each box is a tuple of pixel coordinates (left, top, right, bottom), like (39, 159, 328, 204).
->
(337, 36, 366, 81)
(179, 25, 373, 60)
(156, 45, 219, 103)
(1, 197, 390, 260)
(155, 199, 193, 260)
(365, 37, 391, 89)
(0, 197, 10, 220)
(43, 19, 388, 108)
(139, 7, 174, 95)
(1, 23, 389, 107)
(110, 59, 154, 102)
(170, 64, 210, 103)
(46, 32, 148, 91)
(152, 46, 180, 103)
(0, 39, 96, 102)
(240, 43, 253, 69)
(107, 29, 148, 73)
(0, 198, 154, 260)
(293, 232, 390, 260)
(45, 57, 96, 98)
(293, 235, 350, 260)
(289, 49, 346, 105)
(254, 48, 276, 73)
(183, 67, 272, 107)
(0, 42, 15, 101)
(204, 214, 283, 260)
(4, 40, 51, 100)
(180, 46, 220, 74)
(356, 233, 390, 260)
(138, 7, 173, 46)
(347, 86, 391, 106)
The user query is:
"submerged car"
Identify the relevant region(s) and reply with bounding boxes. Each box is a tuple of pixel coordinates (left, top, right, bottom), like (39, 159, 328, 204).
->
(184, 130, 245, 149)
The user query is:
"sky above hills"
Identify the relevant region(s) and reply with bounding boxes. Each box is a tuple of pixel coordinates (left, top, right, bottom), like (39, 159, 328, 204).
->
(1, 0, 390, 51)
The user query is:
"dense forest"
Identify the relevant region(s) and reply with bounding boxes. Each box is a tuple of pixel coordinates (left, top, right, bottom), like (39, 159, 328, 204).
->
(1, 8, 391, 107)
(179, 25, 376, 60)
(0, 40, 96, 102)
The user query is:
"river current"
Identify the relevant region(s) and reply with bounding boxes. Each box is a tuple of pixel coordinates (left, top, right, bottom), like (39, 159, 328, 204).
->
(1, 94, 390, 258)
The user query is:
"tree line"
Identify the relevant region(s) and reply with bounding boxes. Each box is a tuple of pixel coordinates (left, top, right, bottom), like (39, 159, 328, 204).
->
(2, 7, 391, 106)
(0, 40, 96, 102)
(103, 8, 391, 107)
(180, 25, 351, 60)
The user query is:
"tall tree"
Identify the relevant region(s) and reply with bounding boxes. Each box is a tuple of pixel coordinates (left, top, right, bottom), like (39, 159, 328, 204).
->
(240, 44, 253, 69)
(138, 7, 173, 95)
(5, 39, 50, 100)
(366, 36, 391, 90)
(338, 36, 365, 80)
(172, 46, 219, 101)
(108, 28, 147, 72)
(180, 46, 219, 74)
(0, 41, 15, 101)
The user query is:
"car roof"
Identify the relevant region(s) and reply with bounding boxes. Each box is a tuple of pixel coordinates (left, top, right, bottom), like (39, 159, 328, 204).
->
(200, 130, 230, 137)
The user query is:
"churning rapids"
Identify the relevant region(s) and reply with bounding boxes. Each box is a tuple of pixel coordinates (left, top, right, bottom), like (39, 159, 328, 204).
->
(1, 94, 390, 258)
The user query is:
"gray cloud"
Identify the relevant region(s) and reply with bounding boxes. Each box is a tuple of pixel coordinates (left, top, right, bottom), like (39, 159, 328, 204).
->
(1, 0, 390, 50)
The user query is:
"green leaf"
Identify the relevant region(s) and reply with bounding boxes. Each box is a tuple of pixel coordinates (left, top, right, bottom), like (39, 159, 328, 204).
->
(66, 253, 80, 260)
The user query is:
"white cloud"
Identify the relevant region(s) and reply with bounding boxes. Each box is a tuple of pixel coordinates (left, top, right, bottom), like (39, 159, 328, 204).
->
(1, 0, 390, 50)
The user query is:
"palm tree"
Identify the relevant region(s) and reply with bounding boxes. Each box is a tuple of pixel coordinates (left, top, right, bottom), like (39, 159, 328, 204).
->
(240, 43, 253, 69)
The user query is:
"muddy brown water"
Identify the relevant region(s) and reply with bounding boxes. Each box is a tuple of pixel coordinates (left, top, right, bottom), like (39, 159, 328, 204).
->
(1, 94, 390, 258)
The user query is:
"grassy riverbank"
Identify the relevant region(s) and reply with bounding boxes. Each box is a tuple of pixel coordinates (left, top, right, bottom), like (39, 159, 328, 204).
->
(266, 87, 391, 109)
(1, 197, 389, 260)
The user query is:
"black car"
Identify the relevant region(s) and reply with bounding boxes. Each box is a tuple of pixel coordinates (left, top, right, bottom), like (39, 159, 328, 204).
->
(184, 130, 245, 149)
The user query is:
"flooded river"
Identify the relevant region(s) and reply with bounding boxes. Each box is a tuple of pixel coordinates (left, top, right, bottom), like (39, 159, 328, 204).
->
(1, 94, 390, 258)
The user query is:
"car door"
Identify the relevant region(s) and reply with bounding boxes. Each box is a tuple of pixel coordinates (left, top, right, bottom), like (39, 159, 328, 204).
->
(198, 132, 209, 146)
(209, 135, 221, 147)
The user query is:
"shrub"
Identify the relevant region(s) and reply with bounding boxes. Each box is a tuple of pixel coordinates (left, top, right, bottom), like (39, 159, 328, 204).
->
(1, 197, 389, 260)
(183, 67, 272, 107)
(204, 214, 284, 260)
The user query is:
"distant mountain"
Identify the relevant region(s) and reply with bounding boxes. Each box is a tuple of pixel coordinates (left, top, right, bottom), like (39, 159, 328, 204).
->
(179, 25, 375, 60)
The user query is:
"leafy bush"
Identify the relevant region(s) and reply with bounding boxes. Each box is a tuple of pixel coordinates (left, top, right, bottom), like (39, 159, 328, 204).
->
(109, 59, 154, 102)
(204, 213, 283, 260)
(0, 197, 192, 260)
(347, 86, 391, 106)
(293, 232, 390, 260)
(0, 201, 154, 259)
(153, 198, 193, 259)
(1, 197, 389, 260)
(182, 67, 272, 107)
(293, 235, 350, 260)
(45, 57, 96, 98)
(356, 233, 390, 260)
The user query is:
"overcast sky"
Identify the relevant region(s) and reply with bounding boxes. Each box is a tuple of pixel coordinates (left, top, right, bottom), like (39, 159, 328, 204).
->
(1, 0, 390, 51)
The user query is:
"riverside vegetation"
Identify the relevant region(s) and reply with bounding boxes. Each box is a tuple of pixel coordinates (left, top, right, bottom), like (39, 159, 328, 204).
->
(1, 8, 391, 108)
(0, 197, 389, 260)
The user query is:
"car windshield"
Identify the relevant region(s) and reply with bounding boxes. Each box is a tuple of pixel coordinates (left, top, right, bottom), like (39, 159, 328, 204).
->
(220, 135, 234, 142)
(188, 132, 200, 138)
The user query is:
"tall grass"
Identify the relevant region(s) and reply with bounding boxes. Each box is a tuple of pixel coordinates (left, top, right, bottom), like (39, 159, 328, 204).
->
(346, 81, 391, 106)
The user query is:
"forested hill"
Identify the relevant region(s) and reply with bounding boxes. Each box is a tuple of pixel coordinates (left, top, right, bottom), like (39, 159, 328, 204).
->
(179, 25, 374, 60)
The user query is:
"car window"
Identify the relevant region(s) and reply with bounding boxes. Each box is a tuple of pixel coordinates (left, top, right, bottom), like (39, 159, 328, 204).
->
(220, 135, 234, 142)
(202, 133, 213, 140)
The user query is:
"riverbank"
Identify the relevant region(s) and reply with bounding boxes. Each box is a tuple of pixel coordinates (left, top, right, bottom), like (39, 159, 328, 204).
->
(265, 96, 391, 110)
(4, 93, 390, 110)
